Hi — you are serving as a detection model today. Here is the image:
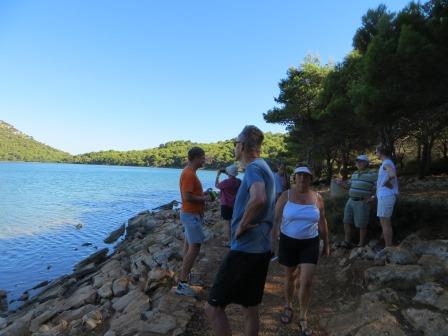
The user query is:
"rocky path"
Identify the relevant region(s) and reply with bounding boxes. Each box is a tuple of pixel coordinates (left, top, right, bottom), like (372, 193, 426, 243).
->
(186, 229, 364, 336)
(187, 228, 448, 336)
(1, 201, 447, 336)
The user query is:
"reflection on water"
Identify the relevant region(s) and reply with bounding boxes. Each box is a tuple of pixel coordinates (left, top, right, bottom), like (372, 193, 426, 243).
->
(0, 162, 216, 308)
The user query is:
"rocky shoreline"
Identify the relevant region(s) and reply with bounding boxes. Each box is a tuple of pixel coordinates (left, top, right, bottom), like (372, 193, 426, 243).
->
(0, 201, 220, 336)
(321, 234, 448, 335)
(1, 197, 448, 335)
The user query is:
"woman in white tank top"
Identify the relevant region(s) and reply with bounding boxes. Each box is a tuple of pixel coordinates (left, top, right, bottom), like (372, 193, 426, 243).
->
(272, 166, 330, 335)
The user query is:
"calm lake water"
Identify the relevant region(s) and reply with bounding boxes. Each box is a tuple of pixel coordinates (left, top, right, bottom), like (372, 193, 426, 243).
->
(0, 162, 217, 308)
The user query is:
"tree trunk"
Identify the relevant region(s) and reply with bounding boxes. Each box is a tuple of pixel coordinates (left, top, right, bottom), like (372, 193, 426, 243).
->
(341, 151, 349, 181)
(326, 153, 333, 184)
(444, 141, 448, 159)
(419, 138, 430, 179)
(416, 137, 422, 161)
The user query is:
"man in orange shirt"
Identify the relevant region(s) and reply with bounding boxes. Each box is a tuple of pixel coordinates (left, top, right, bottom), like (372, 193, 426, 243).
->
(176, 146, 211, 296)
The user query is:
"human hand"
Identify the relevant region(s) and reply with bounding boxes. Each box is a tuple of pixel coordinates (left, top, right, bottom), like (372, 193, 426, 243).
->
(322, 242, 330, 257)
(235, 223, 257, 240)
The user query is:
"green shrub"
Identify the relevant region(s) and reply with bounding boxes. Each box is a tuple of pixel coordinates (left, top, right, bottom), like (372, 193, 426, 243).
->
(400, 160, 419, 176)
(430, 158, 448, 175)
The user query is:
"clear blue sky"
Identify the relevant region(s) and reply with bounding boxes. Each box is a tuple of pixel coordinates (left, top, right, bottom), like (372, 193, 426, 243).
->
(0, 1, 410, 155)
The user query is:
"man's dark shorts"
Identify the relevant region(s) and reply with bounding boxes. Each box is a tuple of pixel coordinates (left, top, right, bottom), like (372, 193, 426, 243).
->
(220, 205, 234, 221)
(207, 250, 271, 308)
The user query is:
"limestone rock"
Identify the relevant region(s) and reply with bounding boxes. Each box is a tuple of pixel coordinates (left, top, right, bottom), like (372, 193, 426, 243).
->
(374, 246, 418, 265)
(64, 285, 98, 309)
(0, 317, 7, 329)
(364, 265, 425, 290)
(73, 248, 108, 271)
(320, 294, 398, 336)
(56, 304, 98, 324)
(112, 289, 147, 313)
(127, 214, 157, 237)
(413, 282, 448, 312)
(100, 259, 125, 279)
(92, 273, 109, 289)
(82, 309, 103, 331)
(353, 314, 406, 336)
(400, 235, 448, 259)
(98, 282, 113, 299)
(0, 311, 33, 336)
(140, 311, 176, 334)
(418, 254, 448, 278)
(349, 246, 375, 260)
(104, 223, 126, 244)
(112, 277, 129, 297)
(130, 251, 153, 278)
(402, 308, 448, 336)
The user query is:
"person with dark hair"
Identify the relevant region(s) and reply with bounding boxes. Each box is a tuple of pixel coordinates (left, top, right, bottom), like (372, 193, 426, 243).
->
(215, 164, 241, 247)
(375, 144, 399, 247)
(205, 125, 275, 336)
(272, 166, 330, 335)
(176, 146, 211, 297)
(274, 163, 290, 200)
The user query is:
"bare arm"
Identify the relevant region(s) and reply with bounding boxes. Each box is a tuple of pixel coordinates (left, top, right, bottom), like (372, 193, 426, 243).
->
(383, 164, 396, 189)
(317, 193, 330, 257)
(272, 191, 288, 253)
(183, 191, 208, 204)
(235, 182, 267, 239)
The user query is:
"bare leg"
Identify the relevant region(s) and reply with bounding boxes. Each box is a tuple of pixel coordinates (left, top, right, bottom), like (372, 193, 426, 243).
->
(284, 266, 297, 308)
(297, 263, 316, 321)
(344, 223, 352, 243)
(359, 228, 367, 246)
(224, 220, 231, 244)
(380, 217, 393, 247)
(204, 303, 232, 336)
(183, 238, 189, 255)
(242, 306, 260, 336)
(180, 243, 201, 282)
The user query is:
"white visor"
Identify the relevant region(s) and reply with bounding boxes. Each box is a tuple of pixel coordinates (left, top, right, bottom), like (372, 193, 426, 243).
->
(294, 167, 313, 176)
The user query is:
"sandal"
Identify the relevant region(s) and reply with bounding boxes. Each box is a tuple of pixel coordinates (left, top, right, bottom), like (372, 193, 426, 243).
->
(280, 306, 294, 324)
(299, 319, 313, 336)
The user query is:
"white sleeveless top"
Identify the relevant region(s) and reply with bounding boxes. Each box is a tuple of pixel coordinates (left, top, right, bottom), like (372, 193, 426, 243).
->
(280, 190, 320, 240)
(377, 159, 399, 197)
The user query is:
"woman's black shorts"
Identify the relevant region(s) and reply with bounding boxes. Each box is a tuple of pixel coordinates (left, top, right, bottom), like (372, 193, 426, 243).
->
(278, 233, 319, 266)
(221, 205, 234, 221)
(207, 250, 271, 308)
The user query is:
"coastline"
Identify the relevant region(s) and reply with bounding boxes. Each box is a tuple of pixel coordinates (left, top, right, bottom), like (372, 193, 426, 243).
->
(0, 200, 221, 335)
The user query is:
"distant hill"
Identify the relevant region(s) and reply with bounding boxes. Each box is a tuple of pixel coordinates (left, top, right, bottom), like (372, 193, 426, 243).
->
(0, 121, 71, 162)
(0, 120, 288, 168)
(73, 133, 288, 169)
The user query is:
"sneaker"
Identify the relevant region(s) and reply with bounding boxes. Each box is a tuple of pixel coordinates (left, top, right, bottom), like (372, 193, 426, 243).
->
(175, 282, 196, 297)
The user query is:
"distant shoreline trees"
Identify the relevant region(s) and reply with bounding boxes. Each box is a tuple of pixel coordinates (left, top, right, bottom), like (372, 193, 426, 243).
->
(71, 133, 287, 169)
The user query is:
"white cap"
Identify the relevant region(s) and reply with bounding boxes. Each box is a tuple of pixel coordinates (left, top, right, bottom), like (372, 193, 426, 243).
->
(356, 154, 369, 163)
(294, 166, 313, 176)
(225, 164, 238, 177)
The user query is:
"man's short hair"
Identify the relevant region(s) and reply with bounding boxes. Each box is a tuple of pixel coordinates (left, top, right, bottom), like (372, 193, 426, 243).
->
(239, 125, 264, 151)
(188, 146, 205, 161)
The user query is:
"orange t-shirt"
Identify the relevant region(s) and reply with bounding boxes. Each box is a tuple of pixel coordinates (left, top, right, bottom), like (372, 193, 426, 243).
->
(179, 166, 204, 214)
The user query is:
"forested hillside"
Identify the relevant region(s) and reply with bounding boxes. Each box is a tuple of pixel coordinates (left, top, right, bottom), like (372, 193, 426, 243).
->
(72, 132, 287, 169)
(0, 121, 71, 162)
(0, 120, 287, 168)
